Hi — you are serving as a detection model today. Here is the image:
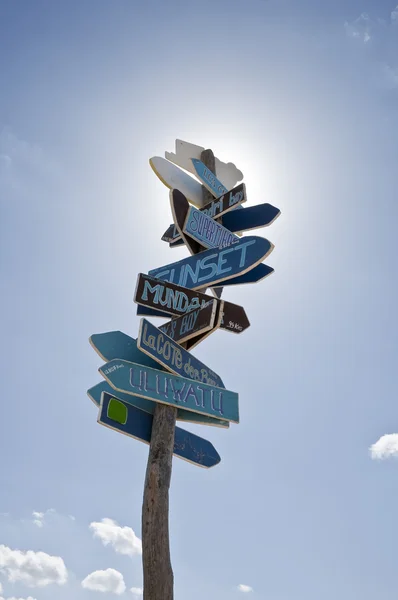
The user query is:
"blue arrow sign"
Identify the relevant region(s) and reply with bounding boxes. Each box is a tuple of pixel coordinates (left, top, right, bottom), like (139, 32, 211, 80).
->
(169, 203, 281, 247)
(99, 359, 239, 423)
(88, 381, 229, 428)
(214, 262, 274, 287)
(89, 332, 229, 427)
(183, 203, 240, 249)
(161, 183, 247, 244)
(98, 392, 221, 468)
(90, 330, 161, 369)
(190, 158, 228, 197)
(148, 235, 273, 290)
(137, 318, 224, 388)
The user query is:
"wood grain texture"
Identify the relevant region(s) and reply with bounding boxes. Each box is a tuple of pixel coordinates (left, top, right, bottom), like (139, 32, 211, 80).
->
(141, 149, 219, 600)
(142, 402, 176, 600)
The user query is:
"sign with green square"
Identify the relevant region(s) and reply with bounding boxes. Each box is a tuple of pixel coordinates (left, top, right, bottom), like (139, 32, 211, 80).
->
(107, 397, 128, 425)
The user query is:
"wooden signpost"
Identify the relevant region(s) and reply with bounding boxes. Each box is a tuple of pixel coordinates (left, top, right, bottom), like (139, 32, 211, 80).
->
(98, 392, 221, 468)
(87, 141, 281, 600)
(99, 359, 239, 423)
(134, 273, 250, 334)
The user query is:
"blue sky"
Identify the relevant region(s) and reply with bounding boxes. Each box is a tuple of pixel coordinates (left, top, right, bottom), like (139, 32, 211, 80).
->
(1, 0, 398, 598)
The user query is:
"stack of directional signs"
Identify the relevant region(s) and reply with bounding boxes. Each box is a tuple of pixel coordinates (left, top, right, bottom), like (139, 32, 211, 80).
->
(88, 139, 281, 468)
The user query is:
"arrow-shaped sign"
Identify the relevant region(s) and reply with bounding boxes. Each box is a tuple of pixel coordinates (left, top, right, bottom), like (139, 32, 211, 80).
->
(98, 392, 222, 468)
(134, 273, 250, 333)
(158, 299, 219, 345)
(169, 188, 226, 299)
(161, 183, 247, 244)
(183, 197, 240, 250)
(88, 380, 229, 428)
(190, 158, 228, 198)
(99, 359, 239, 423)
(148, 235, 273, 290)
(137, 318, 224, 389)
(169, 202, 281, 248)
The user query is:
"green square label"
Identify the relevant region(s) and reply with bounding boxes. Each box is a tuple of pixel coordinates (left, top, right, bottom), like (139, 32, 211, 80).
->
(107, 398, 128, 425)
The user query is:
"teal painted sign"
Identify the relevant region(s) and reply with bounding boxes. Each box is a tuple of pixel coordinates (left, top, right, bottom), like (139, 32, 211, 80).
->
(183, 204, 240, 249)
(99, 359, 239, 423)
(215, 262, 274, 287)
(191, 158, 228, 197)
(98, 392, 221, 468)
(89, 332, 229, 427)
(88, 381, 229, 428)
(148, 235, 273, 290)
(161, 183, 247, 244)
(169, 202, 281, 248)
(137, 318, 224, 388)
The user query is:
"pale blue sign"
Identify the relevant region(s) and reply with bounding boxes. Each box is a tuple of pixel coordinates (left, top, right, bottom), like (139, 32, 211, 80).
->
(99, 359, 239, 423)
(191, 158, 228, 197)
(148, 235, 273, 289)
(88, 380, 229, 428)
(98, 392, 222, 468)
(137, 318, 224, 389)
(184, 204, 240, 249)
(89, 332, 229, 427)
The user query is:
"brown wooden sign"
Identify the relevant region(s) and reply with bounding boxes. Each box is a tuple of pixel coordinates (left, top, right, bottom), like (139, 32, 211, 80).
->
(134, 273, 250, 334)
(169, 188, 205, 255)
(170, 188, 223, 299)
(183, 299, 224, 350)
(161, 183, 246, 243)
(159, 299, 218, 345)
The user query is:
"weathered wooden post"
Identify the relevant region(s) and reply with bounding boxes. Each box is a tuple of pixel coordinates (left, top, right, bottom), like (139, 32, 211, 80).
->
(88, 139, 281, 600)
(141, 148, 217, 600)
(141, 402, 176, 600)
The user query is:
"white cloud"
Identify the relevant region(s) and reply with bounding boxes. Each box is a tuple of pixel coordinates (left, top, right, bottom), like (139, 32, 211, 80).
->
(0, 545, 68, 588)
(130, 587, 143, 596)
(90, 518, 142, 556)
(344, 12, 373, 43)
(81, 569, 126, 594)
(345, 6, 398, 88)
(238, 584, 253, 593)
(370, 433, 398, 459)
(1, 597, 37, 600)
(32, 512, 44, 528)
(0, 128, 62, 194)
(29, 508, 74, 529)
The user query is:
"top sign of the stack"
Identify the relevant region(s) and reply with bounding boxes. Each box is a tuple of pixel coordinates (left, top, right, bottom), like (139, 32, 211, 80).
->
(165, 139, 244, 190)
